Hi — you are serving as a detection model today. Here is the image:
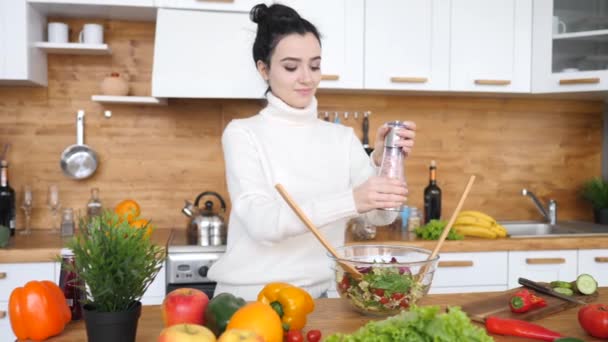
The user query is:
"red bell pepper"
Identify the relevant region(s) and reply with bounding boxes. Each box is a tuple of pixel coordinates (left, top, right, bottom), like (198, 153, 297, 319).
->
(531, 294, 547, 308)
(510, 290, 533, 313)
(486, 316, 563, 341)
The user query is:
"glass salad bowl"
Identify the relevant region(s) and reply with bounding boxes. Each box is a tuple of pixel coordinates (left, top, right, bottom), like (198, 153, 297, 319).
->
(328, 244, 439, 316)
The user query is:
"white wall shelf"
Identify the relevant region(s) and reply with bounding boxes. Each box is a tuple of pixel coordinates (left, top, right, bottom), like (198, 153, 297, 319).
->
(27, 0, 157, 21)
(91, 95, 168, 106)
(553, 29, 608, 41)
(35, 42, 111, 55)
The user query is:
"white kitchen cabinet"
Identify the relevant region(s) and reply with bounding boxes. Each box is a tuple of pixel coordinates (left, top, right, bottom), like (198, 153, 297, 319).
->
(0, 262, 56, 342)
(141, 265, 166, 305)
(155, 0, 259, 12)
(578, 249, 608, 287)
(283, 0, 364, 90)
(449, 0, 531, 93)
(508, 250, 578, 289)
(0, 0, 47, 86)
(152, 9, 266, 99)
(364, 0, 450, 91)
(429, 251, 508, 294)
(532, 0, 608, 93)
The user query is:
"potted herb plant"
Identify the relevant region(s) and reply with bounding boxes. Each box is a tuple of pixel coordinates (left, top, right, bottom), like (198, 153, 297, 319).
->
(62, 210, 165, 342)
(581, 177, 608, 224)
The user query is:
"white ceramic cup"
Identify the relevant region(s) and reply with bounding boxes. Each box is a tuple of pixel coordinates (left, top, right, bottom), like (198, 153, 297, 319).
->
(79, 23, 104, 44)
(553, 16, 567, 34)
(48, 22, 69, 43)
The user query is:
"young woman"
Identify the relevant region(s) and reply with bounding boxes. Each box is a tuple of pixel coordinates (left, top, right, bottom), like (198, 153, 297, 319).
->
(208, 3, 416, 300)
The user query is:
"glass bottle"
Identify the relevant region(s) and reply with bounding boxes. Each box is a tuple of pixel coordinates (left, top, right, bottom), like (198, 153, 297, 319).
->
(0, 160, 16, 236)
(378, 121, 407, 211)
(59, 248, 84, 320)
(423, 160, 442, 223)
(408, 207, 422, 231)
(60, 208, 75, 237)
(87, 188, 103, 218)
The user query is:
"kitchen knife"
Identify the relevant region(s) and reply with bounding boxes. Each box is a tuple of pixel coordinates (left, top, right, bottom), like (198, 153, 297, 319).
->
(518, 277, 586, 305)
(362, 113, 373, 156)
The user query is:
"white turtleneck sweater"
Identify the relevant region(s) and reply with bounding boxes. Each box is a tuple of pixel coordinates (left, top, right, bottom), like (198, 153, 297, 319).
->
(208, 93, 397, 300)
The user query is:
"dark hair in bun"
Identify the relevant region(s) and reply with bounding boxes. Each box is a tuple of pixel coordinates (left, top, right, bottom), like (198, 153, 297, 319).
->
(250, 3, 321, 66)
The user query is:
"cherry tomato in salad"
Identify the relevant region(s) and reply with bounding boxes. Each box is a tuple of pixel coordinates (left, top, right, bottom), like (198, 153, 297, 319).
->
(392, 292, 404, 300)
(379, 297, 389, 305)
(399, 298, 410, 308)
(286, 330, 304, 342)
(338, 276, 349, 292)
(306, 329, 322, 342)
(373, 288, 385, 297)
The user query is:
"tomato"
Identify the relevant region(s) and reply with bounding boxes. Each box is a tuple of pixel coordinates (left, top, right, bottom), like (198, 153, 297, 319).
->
(392, 292, 404, 300)
(379, 297, 389, 305)
(306, 329, 321, 342)
(578, 303, 608, 339)
(338, 276, 349, 292)
(286, 330, 304, 342)
(373, 289, 385, 297)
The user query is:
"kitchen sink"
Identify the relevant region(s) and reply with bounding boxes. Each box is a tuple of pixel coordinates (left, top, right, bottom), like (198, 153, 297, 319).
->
(501, 221, 608, 238)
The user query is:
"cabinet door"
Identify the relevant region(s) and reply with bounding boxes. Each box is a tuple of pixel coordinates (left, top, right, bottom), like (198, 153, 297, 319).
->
(152, 9, 266, 98)
(0, 0, 46, 86)
(282, 0, 363, 89)
(508, 250, 578, 289)
(532, 0, 608, 93)
(364, 0, 449, 91)
(155, 0, 259, 12)
(578, 249, 608, 287)
(450, 0, 531, 93)
(141, 265, 166, 305)
(0, 302, 14, 342)
(0, 262, 56, 301)
(430, 251, 508, 291)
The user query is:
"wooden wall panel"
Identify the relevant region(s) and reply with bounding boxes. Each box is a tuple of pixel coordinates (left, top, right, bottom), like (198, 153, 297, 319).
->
(0, 19, 603, 231)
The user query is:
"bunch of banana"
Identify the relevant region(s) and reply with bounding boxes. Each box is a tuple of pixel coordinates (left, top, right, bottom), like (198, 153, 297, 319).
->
(452, 210, 508, 239)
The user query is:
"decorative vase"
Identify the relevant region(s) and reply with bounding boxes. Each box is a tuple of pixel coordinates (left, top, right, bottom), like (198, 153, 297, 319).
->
(593, 208, 608, 225)
(83, 301, 141, 342)
(100, 72, 129, 96)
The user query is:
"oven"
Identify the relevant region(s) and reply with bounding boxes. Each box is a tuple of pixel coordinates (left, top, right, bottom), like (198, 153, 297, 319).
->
(166, 243, 226, 299)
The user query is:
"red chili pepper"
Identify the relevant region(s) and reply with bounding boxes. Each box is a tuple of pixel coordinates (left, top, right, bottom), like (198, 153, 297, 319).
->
(486, 316, 563, 341)
(510, 291, 533, 313)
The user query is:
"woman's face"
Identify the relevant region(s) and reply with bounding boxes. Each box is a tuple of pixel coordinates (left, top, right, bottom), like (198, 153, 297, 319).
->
(257, 32, 322, 109)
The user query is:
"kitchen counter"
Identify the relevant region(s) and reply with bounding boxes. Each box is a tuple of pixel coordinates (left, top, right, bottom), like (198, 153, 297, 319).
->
(0, 229, 175, 263)
(348, 226, 608, 252)
(3, 226, 608, 263)
(49, 290, 606, 341)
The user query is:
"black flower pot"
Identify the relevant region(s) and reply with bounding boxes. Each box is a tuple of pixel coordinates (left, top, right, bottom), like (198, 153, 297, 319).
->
(594, 208, 608, 225)
(83, 301, 142, 342)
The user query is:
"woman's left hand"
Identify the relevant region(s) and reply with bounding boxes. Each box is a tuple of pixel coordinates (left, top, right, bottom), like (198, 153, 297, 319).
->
(372, 121, 416, 166)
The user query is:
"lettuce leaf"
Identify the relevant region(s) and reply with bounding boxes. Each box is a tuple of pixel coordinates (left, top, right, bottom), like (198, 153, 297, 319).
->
(324, 306, 493, 342)
(415, 219, 463, 240)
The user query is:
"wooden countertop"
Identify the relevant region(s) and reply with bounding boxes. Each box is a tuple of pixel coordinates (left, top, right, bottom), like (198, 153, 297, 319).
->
(49, 291, 606, 342)
(2, 225, 608, 263)
(348, 226, 608, 252)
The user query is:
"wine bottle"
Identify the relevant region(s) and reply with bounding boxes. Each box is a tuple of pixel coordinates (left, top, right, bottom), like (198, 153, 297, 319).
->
(0, 160, 16, 236)
(423, 160, 442, 223)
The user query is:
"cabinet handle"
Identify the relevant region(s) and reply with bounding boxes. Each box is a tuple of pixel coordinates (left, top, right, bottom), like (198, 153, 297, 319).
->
(595, 257, 608, 263)
(321, 74, 340, 81)
(526, 258, 566, 265)
(559, 78, 600, 85)
(390, 77, 428, 83)
(438, 261, 474, 267)
(0, 272, 6, 279)
(474, 79, 511, 86)
(0, 311, 5, 319)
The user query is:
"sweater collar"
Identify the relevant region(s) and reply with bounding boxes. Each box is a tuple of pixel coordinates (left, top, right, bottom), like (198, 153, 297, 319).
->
(260, 92, 318, 124)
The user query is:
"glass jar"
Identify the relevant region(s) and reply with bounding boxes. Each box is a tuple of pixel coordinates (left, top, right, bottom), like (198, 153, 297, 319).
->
(408, 207, 422, 231)
(59, 248, 84, 320)
(60, 208, 75, 237)
(86, 188, 103, 218)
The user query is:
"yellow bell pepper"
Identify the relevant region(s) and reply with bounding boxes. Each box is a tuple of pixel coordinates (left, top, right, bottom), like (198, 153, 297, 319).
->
(257, 282, 315, 331)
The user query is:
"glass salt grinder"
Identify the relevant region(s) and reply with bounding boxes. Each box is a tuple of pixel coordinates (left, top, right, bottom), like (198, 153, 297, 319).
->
(378, 121, 407, 211)
(60, 208, 75, 237)
(86, 188, 103, 218)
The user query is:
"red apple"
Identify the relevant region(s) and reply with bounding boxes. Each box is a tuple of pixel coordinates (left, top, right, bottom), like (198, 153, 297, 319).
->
(162, 288, 210, 327)
(158, 324, 216, 342)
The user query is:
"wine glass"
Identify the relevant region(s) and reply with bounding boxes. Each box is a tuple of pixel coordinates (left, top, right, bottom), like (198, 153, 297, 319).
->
(47, 184, 61, 234)
(19, 185, 33, 235)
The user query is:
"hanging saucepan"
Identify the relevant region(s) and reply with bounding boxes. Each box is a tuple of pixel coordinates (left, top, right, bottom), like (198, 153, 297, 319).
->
(60, 110, 99, 179)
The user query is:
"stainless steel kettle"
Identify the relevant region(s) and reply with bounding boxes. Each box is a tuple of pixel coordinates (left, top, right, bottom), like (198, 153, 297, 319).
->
(182, 191, 227, 246)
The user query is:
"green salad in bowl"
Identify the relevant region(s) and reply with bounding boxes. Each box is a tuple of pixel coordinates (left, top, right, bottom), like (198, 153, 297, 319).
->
(330, 245, 439, 316)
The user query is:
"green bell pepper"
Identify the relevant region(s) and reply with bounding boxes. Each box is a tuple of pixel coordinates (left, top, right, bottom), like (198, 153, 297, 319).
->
(204, 292, 246, 336)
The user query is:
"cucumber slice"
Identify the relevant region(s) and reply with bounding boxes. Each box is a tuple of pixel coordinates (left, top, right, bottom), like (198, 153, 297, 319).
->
(573, 274, 598, 295)
(554, 338, 585, 342)
(550, 280, 572, 289)
(552, 287, 573, 296)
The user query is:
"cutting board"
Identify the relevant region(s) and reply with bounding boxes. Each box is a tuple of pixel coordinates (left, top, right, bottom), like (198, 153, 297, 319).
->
(460, 286, 599, 323)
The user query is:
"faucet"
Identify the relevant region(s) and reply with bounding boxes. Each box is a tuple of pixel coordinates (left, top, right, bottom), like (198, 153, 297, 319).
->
(521, 189, 557, 225)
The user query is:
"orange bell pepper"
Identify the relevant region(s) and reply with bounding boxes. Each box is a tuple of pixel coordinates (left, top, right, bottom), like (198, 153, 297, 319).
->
(9, 280, 71, 341)
(257, 282, 314, 331)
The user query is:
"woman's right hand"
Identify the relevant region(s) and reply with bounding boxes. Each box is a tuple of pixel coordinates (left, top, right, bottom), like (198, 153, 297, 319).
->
(353, 176, 408, 213)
